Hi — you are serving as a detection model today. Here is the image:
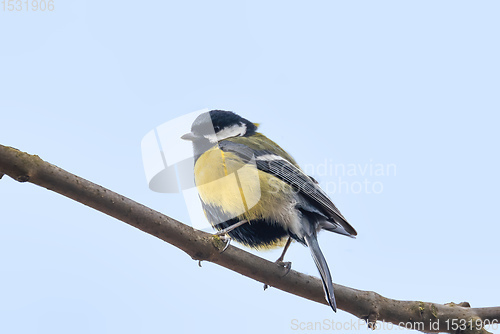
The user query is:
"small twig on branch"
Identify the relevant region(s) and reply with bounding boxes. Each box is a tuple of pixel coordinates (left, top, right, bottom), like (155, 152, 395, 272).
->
(0, 144, 498, 334)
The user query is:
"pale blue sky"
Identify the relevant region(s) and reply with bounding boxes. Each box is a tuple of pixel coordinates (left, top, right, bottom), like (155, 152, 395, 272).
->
(1, 1, 499, 334)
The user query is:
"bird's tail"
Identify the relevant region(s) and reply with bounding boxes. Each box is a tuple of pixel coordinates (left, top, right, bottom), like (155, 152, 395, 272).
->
(304, 233, 337, 312)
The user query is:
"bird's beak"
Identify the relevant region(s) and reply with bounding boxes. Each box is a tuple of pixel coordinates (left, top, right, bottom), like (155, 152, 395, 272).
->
(181, 132, 198, 141)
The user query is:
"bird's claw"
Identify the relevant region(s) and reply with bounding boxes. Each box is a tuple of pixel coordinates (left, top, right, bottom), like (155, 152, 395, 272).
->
(213, 233, 231, 253)
(276, 260, 292, 276)
(263, 260, 292, 291)
(221, 236, 231, 252)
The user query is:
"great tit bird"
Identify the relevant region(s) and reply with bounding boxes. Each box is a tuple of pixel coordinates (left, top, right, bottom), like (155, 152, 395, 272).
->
(181, 110, 356, 312)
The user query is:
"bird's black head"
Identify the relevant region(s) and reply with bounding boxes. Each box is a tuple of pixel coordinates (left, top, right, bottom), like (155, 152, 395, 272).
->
(182, 110, 257, 143)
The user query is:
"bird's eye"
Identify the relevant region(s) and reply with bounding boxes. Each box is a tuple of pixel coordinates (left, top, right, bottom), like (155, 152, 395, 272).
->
(213, 126, 221, 132)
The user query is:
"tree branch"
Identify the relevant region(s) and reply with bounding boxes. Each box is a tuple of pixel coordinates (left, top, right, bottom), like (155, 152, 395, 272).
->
(0, 144, 498, 334)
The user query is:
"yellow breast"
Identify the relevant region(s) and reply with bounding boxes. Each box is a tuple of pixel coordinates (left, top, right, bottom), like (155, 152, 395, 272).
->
(194, 146, 296, 227)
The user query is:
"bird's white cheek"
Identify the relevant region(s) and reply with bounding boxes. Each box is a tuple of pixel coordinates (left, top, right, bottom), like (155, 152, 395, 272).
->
(203, 123, 247, 142)
(204, 134, 218, 143)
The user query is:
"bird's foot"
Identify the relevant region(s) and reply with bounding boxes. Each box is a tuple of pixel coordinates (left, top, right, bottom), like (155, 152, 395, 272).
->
(213, 229, 226, 237)
(212, 220, 250, 253)
(212, 233, 231, 253)
(263, 260, 292, 290)
(276, 260, 292, 276)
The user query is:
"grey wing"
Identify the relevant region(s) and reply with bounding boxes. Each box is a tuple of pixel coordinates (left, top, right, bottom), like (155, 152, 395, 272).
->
(218, 140, 357, 237)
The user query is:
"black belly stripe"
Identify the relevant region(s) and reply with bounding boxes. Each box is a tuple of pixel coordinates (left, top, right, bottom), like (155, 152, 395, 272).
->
(214, 218, 288, 248)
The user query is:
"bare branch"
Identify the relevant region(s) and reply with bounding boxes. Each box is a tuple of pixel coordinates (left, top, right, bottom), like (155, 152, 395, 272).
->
(0, 144, 498, 334)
